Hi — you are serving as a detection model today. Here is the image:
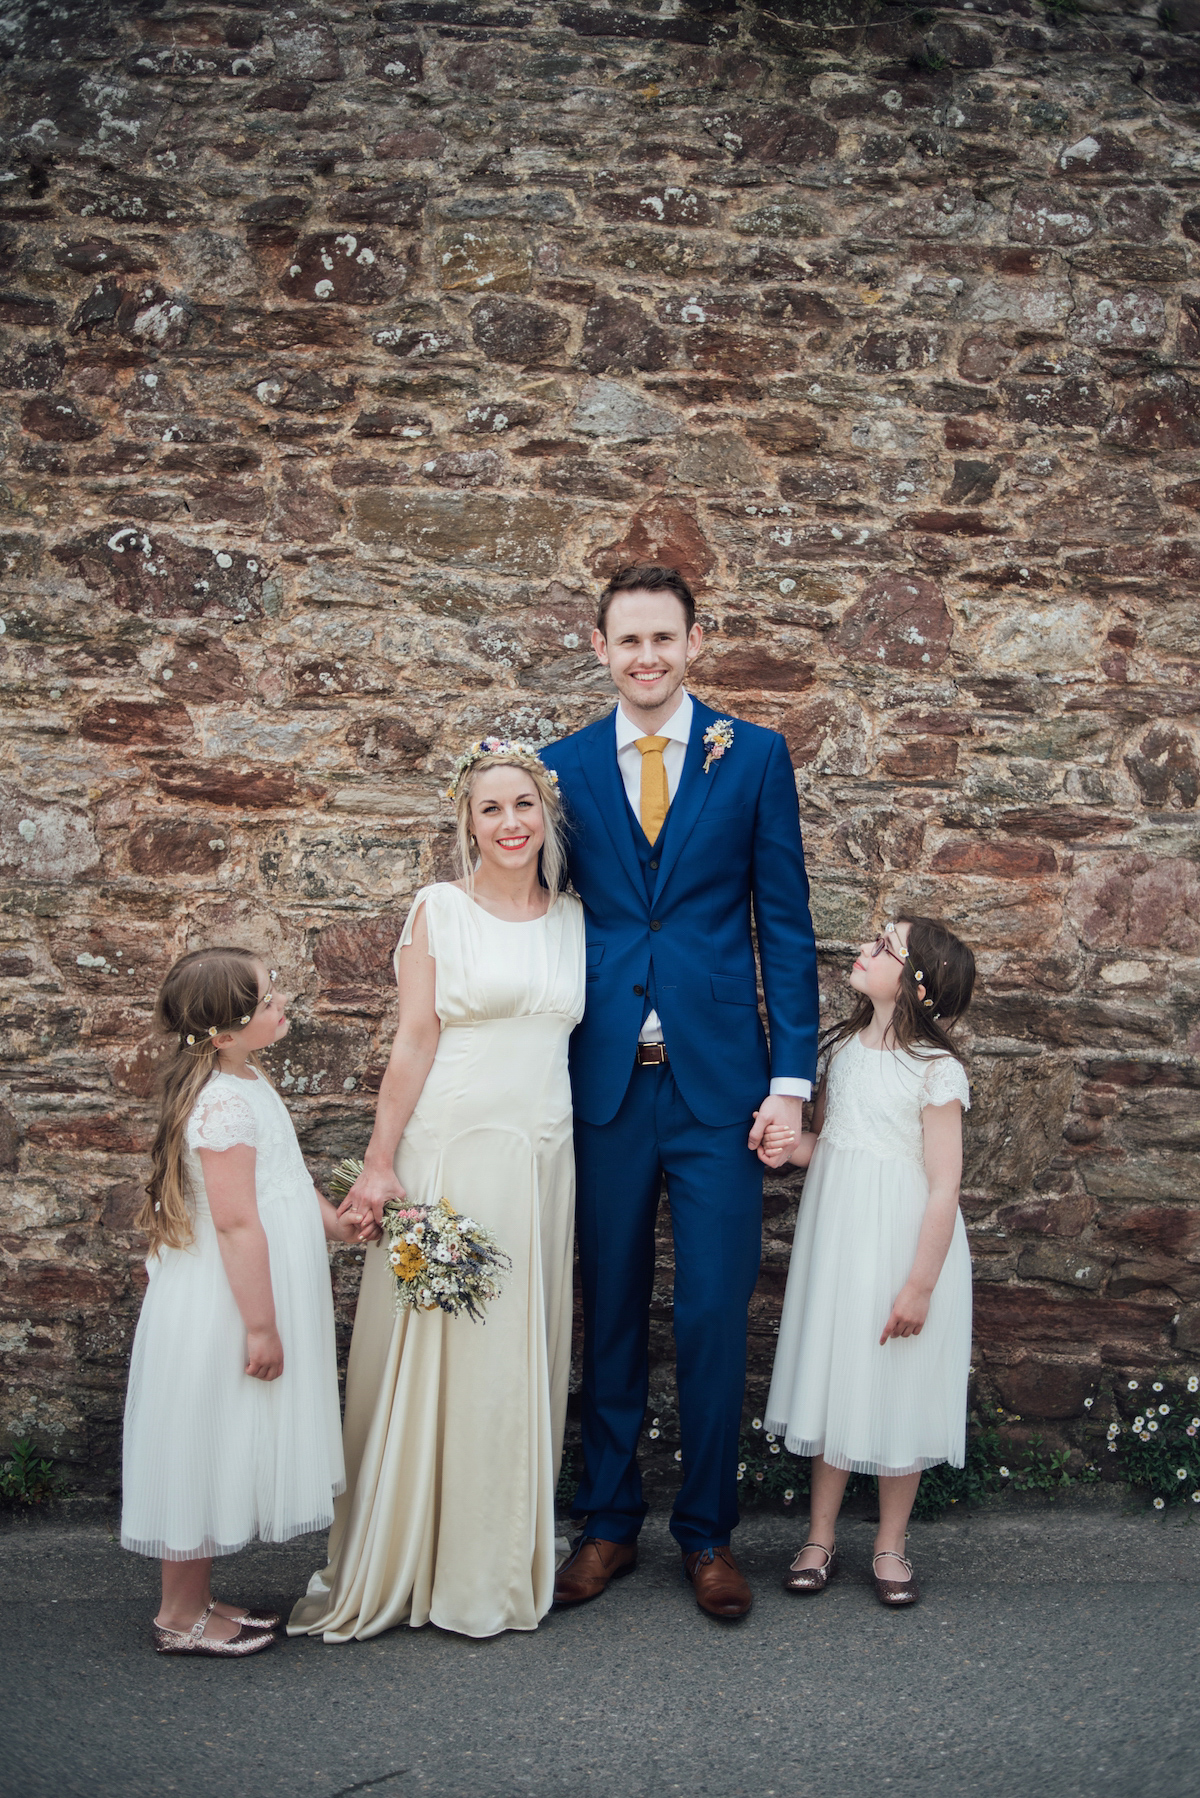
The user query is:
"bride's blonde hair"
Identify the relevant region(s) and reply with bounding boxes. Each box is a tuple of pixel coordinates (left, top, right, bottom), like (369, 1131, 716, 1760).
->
(451, 744, 566, 899)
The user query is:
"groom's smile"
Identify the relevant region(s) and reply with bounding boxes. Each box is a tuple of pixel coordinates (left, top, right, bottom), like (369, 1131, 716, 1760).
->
(592, 588, 704, 733)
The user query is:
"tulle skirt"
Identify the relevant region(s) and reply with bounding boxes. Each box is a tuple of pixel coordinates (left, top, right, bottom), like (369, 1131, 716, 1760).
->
(765, 1142, 972, 1478)
(121, 1195, 345, 1561)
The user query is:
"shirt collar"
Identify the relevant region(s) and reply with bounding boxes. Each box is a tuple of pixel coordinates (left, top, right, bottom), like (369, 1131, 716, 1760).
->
(615, 689, 693, 751)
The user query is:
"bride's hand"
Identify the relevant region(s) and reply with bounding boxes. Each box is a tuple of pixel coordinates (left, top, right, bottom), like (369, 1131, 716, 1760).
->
(340, 1165, 406, 1231)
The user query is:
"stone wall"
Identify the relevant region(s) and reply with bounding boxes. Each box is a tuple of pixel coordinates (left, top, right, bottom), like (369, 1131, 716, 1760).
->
(1, 0, 1198, 1491)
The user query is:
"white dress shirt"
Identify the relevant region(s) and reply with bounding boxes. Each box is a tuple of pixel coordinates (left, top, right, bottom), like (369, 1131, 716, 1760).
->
(615, 692, 811, 1101)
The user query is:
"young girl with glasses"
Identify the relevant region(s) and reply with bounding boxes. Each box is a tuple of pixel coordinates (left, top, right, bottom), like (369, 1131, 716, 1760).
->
(121, 948, 371, 1656)
(758, 916, 976, 1607)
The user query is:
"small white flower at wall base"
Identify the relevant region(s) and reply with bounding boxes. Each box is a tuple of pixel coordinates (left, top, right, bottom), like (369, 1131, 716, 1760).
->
(1128, 1380, 1140, 1390)
(1159, 1404, 1170, 1416)
(1153, 1497, 1166, 1510)
(1083, 1397, 1093, 1409)
(674, 1450, 682, 1462)
(1188, 1377, 1198, 1393)
(1177, 1469, 1188, 1480)
(1153, 1382, 1164, 1392)
(999, 1466, 1010, 1478)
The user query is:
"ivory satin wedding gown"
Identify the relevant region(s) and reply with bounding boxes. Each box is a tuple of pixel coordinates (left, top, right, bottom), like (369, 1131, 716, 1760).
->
(289, 882, 585, 1641)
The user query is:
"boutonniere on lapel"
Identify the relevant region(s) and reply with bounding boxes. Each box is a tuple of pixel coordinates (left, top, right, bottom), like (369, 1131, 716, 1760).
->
(702, 719, 734, 774)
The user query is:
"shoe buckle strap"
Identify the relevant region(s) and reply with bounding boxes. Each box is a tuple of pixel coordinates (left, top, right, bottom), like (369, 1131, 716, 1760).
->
(187, 1600, 216, 1644)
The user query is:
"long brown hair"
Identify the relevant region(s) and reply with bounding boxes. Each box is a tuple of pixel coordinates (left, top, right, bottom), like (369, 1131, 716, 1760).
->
(822, 914, 976, 1067)
(138, 948, 263, 1255)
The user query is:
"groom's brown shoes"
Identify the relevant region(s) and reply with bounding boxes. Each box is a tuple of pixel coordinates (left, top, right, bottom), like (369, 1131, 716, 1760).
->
(683, 1546, 753, 1618)
(553, 1535, 637, 1605)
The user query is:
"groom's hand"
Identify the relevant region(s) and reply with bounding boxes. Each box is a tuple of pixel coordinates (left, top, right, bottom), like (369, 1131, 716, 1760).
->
(749, 1094, 803, 1167)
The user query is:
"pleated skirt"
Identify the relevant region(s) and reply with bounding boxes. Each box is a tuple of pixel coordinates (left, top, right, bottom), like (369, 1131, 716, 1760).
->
(121, 1197, 345, 1561)
(764, 1141, 972, 1478)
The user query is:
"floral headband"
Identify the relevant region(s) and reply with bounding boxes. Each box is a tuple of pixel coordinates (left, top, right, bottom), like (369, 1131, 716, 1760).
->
(182, 970, 277, 1045)
(446, 736, 560, 802)
(881, 922, 941, 1021)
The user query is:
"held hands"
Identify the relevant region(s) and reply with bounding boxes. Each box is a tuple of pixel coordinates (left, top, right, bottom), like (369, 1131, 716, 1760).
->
(748, 1094, 804, 1168)
(880, 1282, 931, 1345)
(245, 1325, 284, 1382)
(330, 1205, 381, 1245)
(337, 1162, 405, 1242)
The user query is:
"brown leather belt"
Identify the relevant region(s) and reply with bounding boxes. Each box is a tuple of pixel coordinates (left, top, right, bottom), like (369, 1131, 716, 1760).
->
(635, 1042, 669, 1066)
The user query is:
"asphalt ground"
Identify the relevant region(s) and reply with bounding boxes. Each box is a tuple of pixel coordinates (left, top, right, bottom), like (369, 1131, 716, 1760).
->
(2, 1502, 1196, 1798)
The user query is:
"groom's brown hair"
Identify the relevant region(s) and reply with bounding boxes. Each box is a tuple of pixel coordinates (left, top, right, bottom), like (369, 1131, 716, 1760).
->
(597, 563, 696, 637)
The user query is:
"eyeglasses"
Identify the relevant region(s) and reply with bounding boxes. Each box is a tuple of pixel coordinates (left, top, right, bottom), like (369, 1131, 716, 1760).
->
(870, 924, 909, 969)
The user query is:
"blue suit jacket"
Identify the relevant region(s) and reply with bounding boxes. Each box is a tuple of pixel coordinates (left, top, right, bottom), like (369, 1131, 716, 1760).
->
(542, 697, 819, 1128)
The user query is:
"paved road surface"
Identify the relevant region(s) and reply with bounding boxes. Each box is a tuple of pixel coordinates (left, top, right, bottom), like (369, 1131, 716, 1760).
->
(3, 1504, 1196, 1798)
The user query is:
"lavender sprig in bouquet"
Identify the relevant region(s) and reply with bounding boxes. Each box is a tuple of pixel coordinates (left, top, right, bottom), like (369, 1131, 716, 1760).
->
(328, 1158, 511, 1323)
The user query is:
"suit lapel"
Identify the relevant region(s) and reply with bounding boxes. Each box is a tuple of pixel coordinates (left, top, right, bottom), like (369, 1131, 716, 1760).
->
(576, 709, 644, 902)
(651, 697, 723, 906)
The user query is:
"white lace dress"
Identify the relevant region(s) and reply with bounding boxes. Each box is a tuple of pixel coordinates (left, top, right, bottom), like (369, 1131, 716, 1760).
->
(765, 1036, 973, 1477)
(121, 1070, 345, 1560)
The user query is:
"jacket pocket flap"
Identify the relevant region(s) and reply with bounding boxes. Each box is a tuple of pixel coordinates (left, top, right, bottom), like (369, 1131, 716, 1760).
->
(711, 973, 757, 1006)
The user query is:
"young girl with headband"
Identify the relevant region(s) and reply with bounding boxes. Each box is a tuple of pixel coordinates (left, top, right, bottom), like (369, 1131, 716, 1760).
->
(759, 914, 976, 1607)
(121, 948, 367, 1656)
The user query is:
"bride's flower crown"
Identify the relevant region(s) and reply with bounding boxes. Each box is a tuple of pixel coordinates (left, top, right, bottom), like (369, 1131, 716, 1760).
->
(446, 736, 560, 801)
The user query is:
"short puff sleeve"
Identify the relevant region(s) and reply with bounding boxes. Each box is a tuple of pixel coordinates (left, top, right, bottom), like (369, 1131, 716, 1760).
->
(186, 1082, 258, 1153)
(919, 1055, 970, 1113)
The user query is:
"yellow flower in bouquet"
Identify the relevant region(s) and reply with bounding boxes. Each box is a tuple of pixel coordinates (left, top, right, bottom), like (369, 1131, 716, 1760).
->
(390, 1240, 428, 1282)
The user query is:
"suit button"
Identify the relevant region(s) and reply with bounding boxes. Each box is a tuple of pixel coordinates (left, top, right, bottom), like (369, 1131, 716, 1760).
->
(650, 920, 661, 931)
(633, 984, 644, 996)
(649, 859, 659, 870)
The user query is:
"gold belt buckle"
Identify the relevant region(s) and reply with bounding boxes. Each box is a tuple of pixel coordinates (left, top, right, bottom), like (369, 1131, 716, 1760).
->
(636, 1042, 667, 1066)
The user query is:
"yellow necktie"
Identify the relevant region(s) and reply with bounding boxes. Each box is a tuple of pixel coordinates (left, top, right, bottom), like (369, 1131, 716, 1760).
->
(635, 736, 670, 842)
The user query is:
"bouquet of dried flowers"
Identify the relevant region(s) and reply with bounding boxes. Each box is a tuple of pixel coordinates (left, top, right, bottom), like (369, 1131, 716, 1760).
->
(327, 1158, 511, 1323)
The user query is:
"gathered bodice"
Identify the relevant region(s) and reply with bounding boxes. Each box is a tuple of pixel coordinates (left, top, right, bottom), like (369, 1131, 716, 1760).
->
(819, 1034, 970, 1167)
(184, 1070, 316, 1219)
(396, 884, 585, 1029)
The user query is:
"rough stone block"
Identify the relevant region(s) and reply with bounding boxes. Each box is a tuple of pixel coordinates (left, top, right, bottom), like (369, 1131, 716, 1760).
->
(353, 491, 571, 573)
(279, 233, 400, 306)
(437, 223, 532, 294)
(470, 297, 569, 365)
(834, 571, 951, 672)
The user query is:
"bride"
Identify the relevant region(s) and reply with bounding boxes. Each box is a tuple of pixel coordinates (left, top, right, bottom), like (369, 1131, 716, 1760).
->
(289, 739, 584, 1640)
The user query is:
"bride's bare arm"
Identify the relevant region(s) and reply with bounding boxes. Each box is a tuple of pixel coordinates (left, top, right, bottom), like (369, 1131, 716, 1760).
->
(343, 903, 441, 1232)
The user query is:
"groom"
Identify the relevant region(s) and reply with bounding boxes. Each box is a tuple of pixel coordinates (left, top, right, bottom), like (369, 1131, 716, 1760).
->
(542, 563, 819, 1618)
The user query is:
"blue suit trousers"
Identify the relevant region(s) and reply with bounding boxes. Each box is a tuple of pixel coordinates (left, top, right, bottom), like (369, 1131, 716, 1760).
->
(572, 1059, 763, 1555)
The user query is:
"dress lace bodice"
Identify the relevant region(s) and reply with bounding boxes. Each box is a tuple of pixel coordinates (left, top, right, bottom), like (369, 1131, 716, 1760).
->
(184, 1070, 317, 1217)
(818, 1034, 970, 1167)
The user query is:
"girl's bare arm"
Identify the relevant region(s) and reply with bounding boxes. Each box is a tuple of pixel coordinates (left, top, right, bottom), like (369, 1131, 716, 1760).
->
(201, 1142, 283, 1381)
(344, 903, 441, 1229)
(879, 1099, 963, 1344)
